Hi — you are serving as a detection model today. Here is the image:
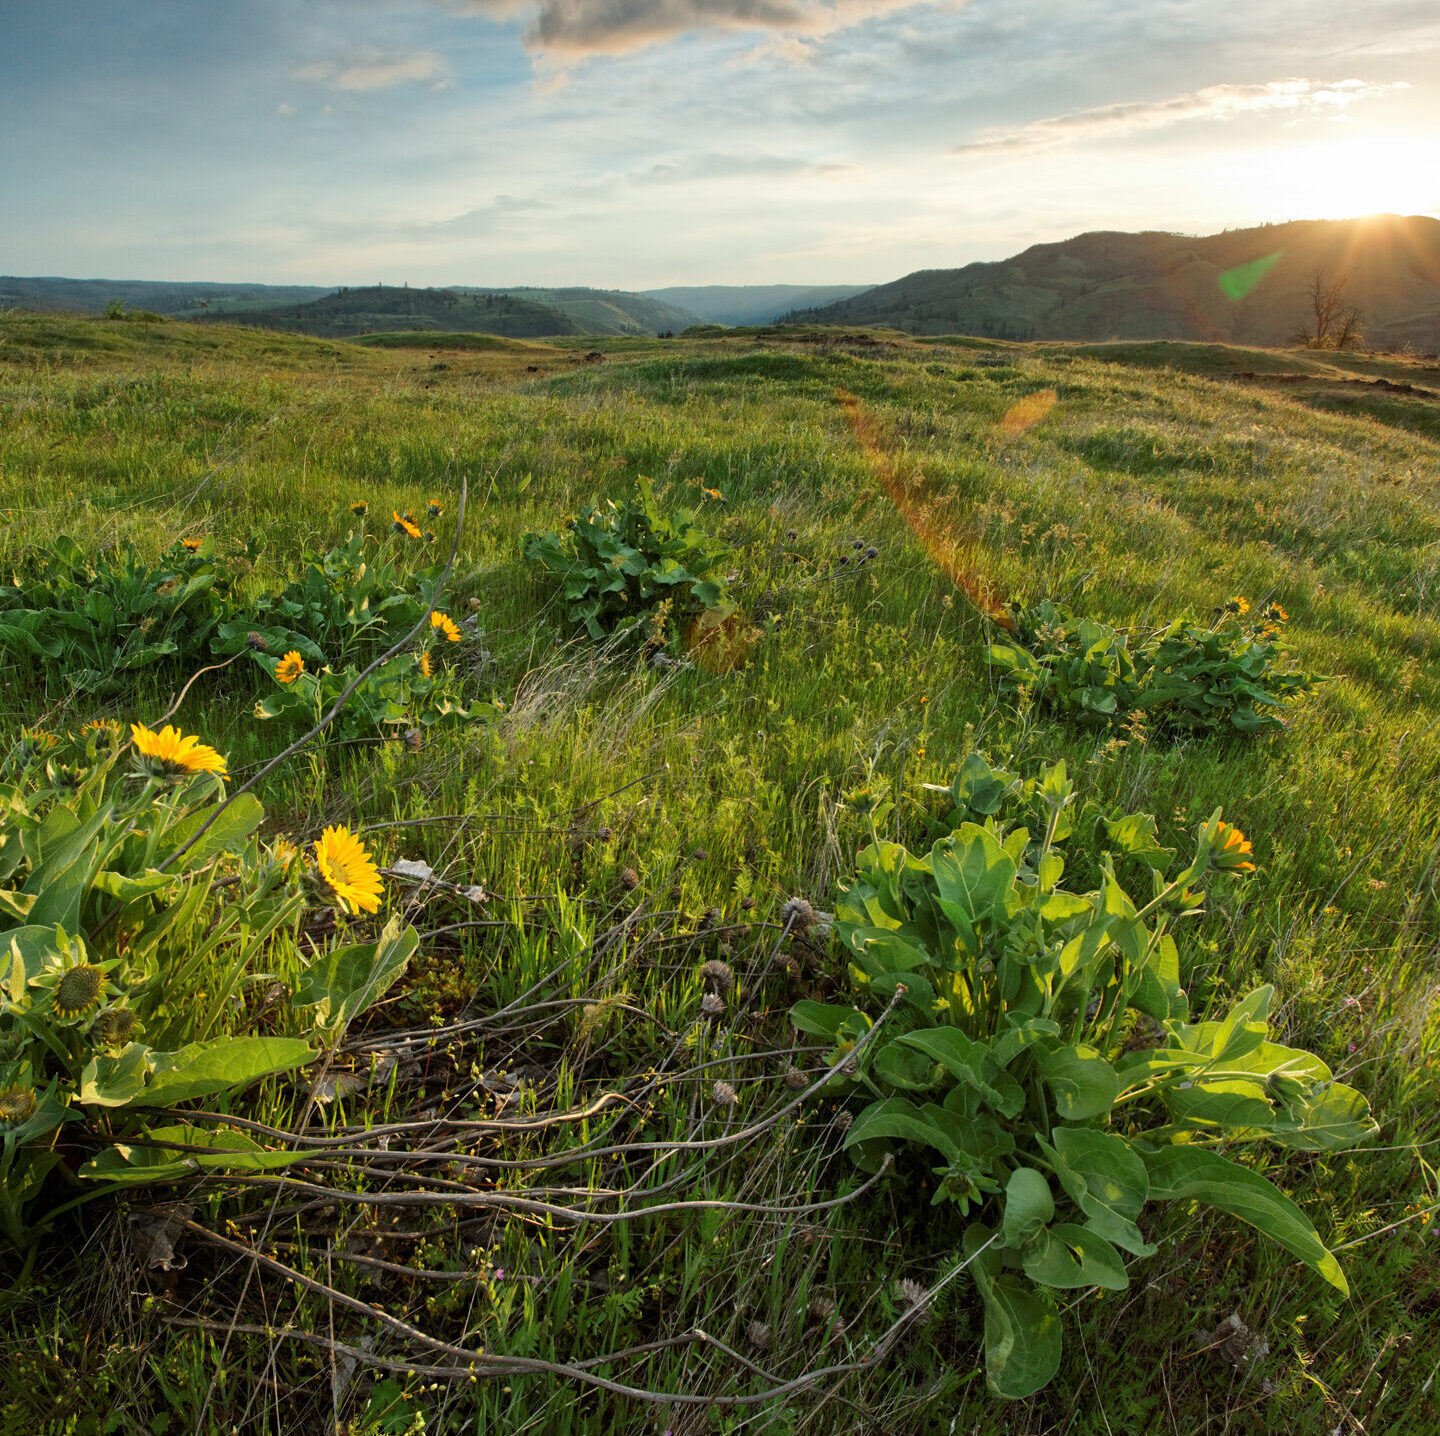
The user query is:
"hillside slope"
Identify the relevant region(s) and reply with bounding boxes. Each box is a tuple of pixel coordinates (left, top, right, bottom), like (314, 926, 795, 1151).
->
(465, 287, 702, 335)
(205, 285, 582, 339)
(791, 215, 1440, 350)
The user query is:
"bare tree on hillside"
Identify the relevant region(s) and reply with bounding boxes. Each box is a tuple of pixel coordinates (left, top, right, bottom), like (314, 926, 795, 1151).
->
(1295, 269, 1365, 350)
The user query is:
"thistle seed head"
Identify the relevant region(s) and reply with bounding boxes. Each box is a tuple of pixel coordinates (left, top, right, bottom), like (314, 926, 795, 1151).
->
(701, 958, 734, 991)
(700, 992, 726, 1017)
(781, 897, 817, 934)
(711, 1080, 737, 1107)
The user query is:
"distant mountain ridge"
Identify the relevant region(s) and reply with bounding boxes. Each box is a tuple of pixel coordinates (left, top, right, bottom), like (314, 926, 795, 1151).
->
(204, 286, 583, 340)
(788, 216, 1440, 351)
(641, 284, 875, 327)
(0, 276, 335, 317)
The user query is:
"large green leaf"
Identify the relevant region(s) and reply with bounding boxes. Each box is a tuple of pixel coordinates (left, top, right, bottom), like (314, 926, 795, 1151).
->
(842, 1097, 962, 1163)
(930, 824, 1017, 926)
(1022, 1223, 1129, 1292)
(1046, 1127, 1155, 1257)
(965, 1225, 1063, 1399)
(1038, 1045, 1119, 1120)
(78, 1124, 311, 1183)
(897, 1028, 1021, 1115)
(1001, 1167, 1054, 1248)
(1144, 1144, 1348, 1294)
(154, 793, 265, 867)
(80, 1042, 152, 1106)
(291, 918, 418, 1037)
(133, 1036, 316, 1106)
(1275, 1082, 1378, 1152)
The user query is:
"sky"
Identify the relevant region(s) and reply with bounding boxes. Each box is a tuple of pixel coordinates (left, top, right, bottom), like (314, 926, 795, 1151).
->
(3, 0, 1438, 288)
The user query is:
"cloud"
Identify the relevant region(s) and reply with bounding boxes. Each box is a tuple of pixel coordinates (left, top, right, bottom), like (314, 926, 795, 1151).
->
(433, 0, 948, 60)
(953, 78, 1409, 157)
(293, 47, 450, 92)
(632, 151, 851, 183)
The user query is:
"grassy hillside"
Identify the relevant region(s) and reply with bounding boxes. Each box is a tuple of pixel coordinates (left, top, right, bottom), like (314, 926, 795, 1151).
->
(205, 284, 582, 339)
(793, 215, 1440, 350)
(464, 286, 704, 336)
(1, 312, 1438, 1434)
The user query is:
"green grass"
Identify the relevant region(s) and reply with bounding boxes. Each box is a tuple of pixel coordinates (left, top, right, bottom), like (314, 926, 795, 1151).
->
(2, 315, 1439, 1434)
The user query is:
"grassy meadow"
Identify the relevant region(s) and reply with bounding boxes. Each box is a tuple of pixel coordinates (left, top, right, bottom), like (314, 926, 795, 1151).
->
(1, 311, 1438, 1434)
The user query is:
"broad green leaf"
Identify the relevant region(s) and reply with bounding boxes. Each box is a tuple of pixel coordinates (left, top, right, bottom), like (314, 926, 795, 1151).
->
(1023, 1223, 1128, 1291)
(1039, 1045, 1119, 1120)
(1274, 1082, 1378, 1152)
(291, 918, 418, 1037)
(154, 793, 265, 867)
(1144, 1144, 1348, 1294)
(842, 1097, 962, 1163)
(78, 1124, 312, 1182)
(965, 1225, 1063, 1399)
(1104, 813, 1174, 872)
(1163, 1078, 1279, 1132)
(80, 1042, 152, 1106)
(133, 1036, 317, 1106)
(789, 1000, 865, 1040)
(1047, 1127, 1155, 1257)
(873, 1040, 944, 1092)
(1002, 1167, 1054, 1248)
(898, 1028, 1022, 1116)
(930, 824, 1017, 926)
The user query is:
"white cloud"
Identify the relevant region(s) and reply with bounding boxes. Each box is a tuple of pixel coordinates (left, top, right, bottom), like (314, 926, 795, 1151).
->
(433, 0, 952, 60)
(953, 78, 1408, 156)
(293, 47, 450, 93)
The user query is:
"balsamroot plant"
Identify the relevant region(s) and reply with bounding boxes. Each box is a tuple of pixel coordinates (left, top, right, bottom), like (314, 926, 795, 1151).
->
(0, 534, 240, 695)
(523, 476, 733, 641)
(988, 598, 1321, 734)
(0, 720, 413, 1248)
(792, 755, 1375, 1398)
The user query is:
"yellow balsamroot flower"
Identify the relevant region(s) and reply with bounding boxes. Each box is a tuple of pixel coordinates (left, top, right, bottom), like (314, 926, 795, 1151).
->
(271, 837, 299, 868)
(351, 501, 369, 516)
(418, 650, 435, 679)
(130, 723, 228, 780)
(314, 825, 384, 914)
(80, 718, 122, 740)
(275, 650, 305, 684)
(393, 510, 422, 539)
(430, 610, 461, 643)
(1226, 595, 1251, 616)
(1212, 821, 1256, 873)
(427, 499, 444, 518)
(181, 536, 204, 552)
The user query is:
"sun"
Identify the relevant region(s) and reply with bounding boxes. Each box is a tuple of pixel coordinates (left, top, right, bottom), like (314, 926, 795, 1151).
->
(1229, 134, 1440, 222)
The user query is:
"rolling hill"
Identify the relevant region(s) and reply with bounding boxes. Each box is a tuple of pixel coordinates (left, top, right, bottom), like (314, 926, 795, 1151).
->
(460, 286, 703, 336)
(203, 285, 583, 340)
(788, 215, 1440, 351)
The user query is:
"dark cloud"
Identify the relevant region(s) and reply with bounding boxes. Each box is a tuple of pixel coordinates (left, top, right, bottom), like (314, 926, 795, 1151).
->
(434, 0, 945, 59)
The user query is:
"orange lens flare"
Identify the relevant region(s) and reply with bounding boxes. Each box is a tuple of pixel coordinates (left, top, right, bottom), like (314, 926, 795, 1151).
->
(835, 388, 1013, 631)
(998, 388, 1057, 435)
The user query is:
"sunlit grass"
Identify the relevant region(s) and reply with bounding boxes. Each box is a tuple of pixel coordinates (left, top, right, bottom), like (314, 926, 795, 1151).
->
(1, 313, 1438, 1433)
